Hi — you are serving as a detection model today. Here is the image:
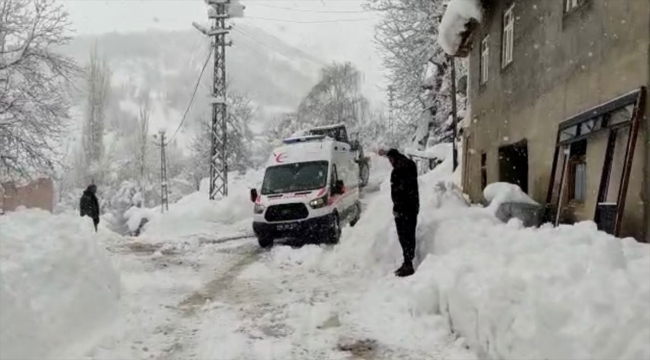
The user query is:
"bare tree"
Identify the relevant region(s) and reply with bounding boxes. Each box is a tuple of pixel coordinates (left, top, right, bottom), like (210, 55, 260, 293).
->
(82, 45, 111, 182)
(0, 0, 80, 181)
(297, 62, 369, 132)
(136, 90, 150, 205)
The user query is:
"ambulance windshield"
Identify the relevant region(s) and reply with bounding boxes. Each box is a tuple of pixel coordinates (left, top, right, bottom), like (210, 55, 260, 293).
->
(261, 161, 329, 195)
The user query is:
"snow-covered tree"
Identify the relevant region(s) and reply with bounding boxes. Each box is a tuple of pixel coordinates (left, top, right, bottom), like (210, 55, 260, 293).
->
(82, 46, 111, 182)
(297, 62, 369, 132)
(0, 0, 80, 180)
(367, 0, 467, 149)
(264, 112, 300, 145)
(188, 91, 255, 189)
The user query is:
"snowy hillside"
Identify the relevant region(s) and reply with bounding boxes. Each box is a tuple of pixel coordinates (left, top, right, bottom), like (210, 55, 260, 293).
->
(62, 26, 318, 111)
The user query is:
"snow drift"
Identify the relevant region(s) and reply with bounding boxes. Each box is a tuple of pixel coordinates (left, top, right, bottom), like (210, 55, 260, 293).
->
(324, 150, 650, 360)
(483, 182, 538, 207)
(0, 209, 121, 359)
(135, 170, 263, 241)
(438, 0, 483, 55)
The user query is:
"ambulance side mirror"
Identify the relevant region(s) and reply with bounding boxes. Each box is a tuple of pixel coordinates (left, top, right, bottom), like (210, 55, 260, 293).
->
(250, 188, 258, 203)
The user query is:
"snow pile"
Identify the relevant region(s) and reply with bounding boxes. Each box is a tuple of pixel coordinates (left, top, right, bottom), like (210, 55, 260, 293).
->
(138, 170, 263, 241)
(483, 182, 538, 208)
(0, 209, 121, 359)
(417, 218, 650, 360)
(124, 206, 157, 233)
(405, 143, 452, 160)
(326, 155, 650, 360)
(438, 0, 483, 55)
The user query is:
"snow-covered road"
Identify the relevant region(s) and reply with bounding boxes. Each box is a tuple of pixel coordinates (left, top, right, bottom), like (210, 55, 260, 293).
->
(80, 200, 476, 360)
(3, 153, 648, 360)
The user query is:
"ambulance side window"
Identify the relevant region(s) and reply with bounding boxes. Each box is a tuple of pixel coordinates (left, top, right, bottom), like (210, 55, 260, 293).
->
(330, 165, 338, 191)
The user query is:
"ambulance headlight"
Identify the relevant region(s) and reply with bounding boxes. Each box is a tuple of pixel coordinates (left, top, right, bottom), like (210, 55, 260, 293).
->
(309, 196, 327, 209)
(254, 204, 265, 214)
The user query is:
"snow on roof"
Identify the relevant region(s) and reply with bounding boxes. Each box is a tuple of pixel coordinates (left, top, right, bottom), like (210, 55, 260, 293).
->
(405, 143, 453, 160)
(269, 138, 335, 166)
(438, 0, 483, 56)
(309, 123, 346, 131)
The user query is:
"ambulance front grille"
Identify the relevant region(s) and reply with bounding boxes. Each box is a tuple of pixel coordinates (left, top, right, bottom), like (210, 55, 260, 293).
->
(265, 203, 309, 222)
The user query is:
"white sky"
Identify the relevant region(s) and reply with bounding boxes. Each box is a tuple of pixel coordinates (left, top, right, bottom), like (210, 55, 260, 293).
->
(60, 0, 387, 104)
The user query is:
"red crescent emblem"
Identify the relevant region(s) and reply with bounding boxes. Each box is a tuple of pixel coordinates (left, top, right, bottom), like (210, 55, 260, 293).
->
(274, 152, 286, 163)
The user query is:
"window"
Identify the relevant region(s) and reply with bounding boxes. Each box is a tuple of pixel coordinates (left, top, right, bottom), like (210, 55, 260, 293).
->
(480, 35, 489, 84)
(565, 0, 582, 13)
(480, 152, 487, 190)
(330, 164, 339, 190)
(502, 4, 514, 68)
(567, 140, 587, 202)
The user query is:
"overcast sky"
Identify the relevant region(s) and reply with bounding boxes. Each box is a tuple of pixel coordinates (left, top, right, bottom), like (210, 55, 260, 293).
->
(60, 0, 387, 104)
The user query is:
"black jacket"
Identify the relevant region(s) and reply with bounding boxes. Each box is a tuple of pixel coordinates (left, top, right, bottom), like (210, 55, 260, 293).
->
(80, 188, 100, 222)
(390, 151, 420, 216)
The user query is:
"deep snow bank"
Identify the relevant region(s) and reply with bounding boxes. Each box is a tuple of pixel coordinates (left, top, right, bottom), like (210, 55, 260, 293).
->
(327, 156, 650, 360)
(439, 0, 483, 55)
(0, 209, 121, 359)
(136, 170, 263, 241)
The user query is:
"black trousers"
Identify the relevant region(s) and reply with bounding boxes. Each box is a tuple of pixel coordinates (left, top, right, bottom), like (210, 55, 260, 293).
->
(394, 213, 417, 263)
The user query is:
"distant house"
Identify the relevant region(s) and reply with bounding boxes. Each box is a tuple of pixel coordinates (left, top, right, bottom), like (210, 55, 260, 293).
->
(1, 178, 54, 214)
(441, 0, 649, 241)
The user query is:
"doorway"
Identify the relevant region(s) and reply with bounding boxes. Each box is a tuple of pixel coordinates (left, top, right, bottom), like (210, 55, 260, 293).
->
(498, 140, 529, 193)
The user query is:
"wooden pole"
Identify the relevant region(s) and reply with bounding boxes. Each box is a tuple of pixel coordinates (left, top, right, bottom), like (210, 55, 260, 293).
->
(450, 55, 458, 171)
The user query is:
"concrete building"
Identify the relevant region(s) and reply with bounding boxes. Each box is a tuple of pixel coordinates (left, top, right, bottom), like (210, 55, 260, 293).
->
(0, 178, 54, 214)
(450, 0, 649, 241)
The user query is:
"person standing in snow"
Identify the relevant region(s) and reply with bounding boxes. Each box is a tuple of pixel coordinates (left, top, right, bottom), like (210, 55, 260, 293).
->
(379, 148, 420, 277)
(80, 184, 100, 232)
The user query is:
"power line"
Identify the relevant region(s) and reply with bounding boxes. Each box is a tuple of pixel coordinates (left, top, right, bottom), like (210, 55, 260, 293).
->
(245, 16, 374, 23)
(232, 27, 321, 68)
(254, 4, 371, 13)
(237, 21, 326, 66)
(168, 47, 214, 144)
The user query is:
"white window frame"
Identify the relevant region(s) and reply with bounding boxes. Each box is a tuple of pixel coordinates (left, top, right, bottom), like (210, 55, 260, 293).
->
(480, 35, 489, 84)
(502, 4, 514, 68)
(565, 0, 579, 13)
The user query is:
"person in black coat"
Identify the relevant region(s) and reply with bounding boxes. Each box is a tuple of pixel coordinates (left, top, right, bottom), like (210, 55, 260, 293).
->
(80, 184, 100, 232)
(379, 148, 420, 277)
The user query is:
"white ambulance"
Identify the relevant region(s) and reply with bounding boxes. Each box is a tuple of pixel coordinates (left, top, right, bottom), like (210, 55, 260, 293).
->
(249, 129, 362, 248)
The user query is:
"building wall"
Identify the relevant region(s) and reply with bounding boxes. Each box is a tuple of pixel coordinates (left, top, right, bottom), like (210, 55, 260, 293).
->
(463, 0, 649, 240)
(0, 178, 54, 214)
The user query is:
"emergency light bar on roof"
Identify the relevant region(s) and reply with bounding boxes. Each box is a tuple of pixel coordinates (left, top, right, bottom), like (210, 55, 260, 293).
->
(282, 135, 327, 144)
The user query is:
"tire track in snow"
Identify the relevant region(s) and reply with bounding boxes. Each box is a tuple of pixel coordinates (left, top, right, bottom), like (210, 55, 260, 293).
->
(178, 240, 261, 315)
(151, 239, 261, 360)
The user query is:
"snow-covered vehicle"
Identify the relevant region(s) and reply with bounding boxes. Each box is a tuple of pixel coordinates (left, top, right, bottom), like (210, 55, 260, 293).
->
(303, 124, 370, 188)
(249, 131, 362, 248)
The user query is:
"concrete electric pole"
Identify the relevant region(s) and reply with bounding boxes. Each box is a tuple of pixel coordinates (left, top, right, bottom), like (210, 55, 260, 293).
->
(159, 130, 169, 213)
(449, 55, 459, 172)
(193, 0, 245, 200)
(153, 131, 170, 213)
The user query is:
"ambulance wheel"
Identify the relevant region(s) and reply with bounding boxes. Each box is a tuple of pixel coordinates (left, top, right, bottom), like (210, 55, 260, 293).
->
(326, 214, 341, 244)
(258, 236, 274, 248)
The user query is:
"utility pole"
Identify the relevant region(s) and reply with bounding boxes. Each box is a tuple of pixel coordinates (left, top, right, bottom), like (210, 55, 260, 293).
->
(159, 131, 169, 213)
(449, 55, 459, 171)
(194, 0, 245, 200)
(387, 85, 395, 146)
(153, 131, 170, 213)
